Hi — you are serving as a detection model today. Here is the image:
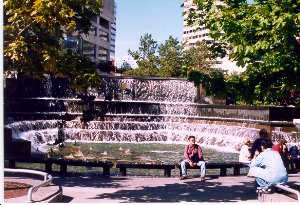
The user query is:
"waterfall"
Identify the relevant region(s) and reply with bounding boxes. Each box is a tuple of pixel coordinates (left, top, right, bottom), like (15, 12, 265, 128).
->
(7, 118, 295, 154)
(5, 76, 299, 154)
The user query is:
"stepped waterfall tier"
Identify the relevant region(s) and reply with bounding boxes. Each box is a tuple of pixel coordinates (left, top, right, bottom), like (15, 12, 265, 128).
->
(4, 75, 300, 154)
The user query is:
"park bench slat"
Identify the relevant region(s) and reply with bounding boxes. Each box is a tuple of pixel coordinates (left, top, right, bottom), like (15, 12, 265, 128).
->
(5, 157, 114, 176)
(176, 162, 248, 176)
(5, 157, 57, 172)
(116, 163, 175, 177)
(5, 157, 248, 177)
(55, 159, 114, 175)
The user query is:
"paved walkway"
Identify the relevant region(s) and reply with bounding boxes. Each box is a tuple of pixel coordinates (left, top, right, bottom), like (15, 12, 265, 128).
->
(56, 174, 259, 203)
(4, 173, 300, 203)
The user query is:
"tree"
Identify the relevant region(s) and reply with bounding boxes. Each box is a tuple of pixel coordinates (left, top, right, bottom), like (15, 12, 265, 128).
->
(4, 0, 104, 93)
(183, 40, 215, 76)
(205, 70, 227, 99)
(127, 33, 158, 76)
(97, 60, 116, 74)
(225, 72, 249, 104)
(185, 0, 300, 105)
(184, 40, 223, 101)
(156, 36, 184, 77)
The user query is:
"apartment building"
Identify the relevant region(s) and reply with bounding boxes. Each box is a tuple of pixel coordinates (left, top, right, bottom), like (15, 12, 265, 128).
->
(64, 0, 116, 63)
(183, 0, 244, 73)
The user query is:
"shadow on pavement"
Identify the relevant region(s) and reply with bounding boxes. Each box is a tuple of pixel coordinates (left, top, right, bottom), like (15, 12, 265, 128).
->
(51, 173, 258, 203)
(91, 180, 257, 202)
(60, 196, 73, 203)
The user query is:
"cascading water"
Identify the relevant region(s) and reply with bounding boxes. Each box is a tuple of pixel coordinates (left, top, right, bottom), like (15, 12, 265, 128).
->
(7, 119, 261, 154)
(5, 76, 299, 154)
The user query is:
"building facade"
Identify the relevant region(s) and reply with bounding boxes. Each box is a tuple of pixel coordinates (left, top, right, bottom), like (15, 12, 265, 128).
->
(64, 0, 116, 63)
(183, 0, 244, 73)
(114, 56, 138, 70)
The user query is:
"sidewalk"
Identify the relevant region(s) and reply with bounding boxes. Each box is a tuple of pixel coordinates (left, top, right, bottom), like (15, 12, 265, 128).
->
(50, 174, 260, 203)
(4, 173, 299, 203)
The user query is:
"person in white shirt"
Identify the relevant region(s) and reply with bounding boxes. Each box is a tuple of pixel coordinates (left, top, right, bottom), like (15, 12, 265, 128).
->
(239, 138, 251, 164)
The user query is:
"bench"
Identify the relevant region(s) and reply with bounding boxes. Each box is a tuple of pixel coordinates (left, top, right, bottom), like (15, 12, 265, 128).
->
(176, 162, 248, 176)
(5, 157, 57, 173)
(5, 157, 114, 176)
(116, 162, 175, 177)
(55, 159, 114, 176)
(5, 157, 248, 177)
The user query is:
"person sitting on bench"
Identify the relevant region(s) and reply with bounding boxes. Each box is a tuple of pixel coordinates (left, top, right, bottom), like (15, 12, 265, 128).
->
(180, 135, 206, 181)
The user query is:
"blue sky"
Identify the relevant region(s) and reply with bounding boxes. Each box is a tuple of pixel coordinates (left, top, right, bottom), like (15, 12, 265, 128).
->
(115, 0, 183, 57)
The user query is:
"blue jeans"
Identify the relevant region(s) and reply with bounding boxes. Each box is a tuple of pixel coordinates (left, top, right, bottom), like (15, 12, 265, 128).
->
(255, 177, 269, 187)
(181, 159, 206, 177)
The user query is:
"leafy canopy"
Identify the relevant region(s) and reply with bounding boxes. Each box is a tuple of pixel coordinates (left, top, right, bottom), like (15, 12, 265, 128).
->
(4, 0, 104, 92)
(127, 33, 159, 77)
(157, 36, 184, 77)
(186, 0, 300, 104)
(184, 40, 215, 77)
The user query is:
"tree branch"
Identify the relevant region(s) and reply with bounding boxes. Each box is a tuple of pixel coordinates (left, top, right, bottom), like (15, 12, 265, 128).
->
(18, 19, 37, 36)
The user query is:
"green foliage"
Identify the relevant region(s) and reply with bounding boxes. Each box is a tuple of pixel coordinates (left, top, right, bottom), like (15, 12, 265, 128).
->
(127, 33, 159, 76)
(225, 72, 250, 104)
(156, 36, 184, 77)
(126, 35, 219, 80)
(183, 40, 215, 76)
(127, 34, 186, 78)
(204, 70, 227, 98)
(57, 50, 102, 93)
(188, 70, 203, 86)
(97, 61, 116, 74)
(188, 69, 227, 99)
(186, 0, 300, 104)
(129, 33, 158, 61)
(4, 0, 104, 93)
(184, 40, 228, 99)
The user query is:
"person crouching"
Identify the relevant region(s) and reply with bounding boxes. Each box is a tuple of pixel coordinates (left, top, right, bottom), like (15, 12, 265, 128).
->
(248, 139, 288, 192)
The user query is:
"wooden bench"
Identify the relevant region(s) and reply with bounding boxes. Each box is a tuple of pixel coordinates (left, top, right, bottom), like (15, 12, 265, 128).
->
(5, 157, 114, 176)
(5, 157, 248, 177)
(5, 157, 57, 173)
(176, 162, 248, 176)
(116, 162, 175, 177)
(55, 159, 114, 176)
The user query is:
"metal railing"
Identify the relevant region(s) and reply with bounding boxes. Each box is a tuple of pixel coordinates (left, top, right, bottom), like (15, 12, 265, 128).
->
(4, 168, 53, 203)
(288, 173, 300, 177)
(272, 173, 300, 202)
(275, 184, 300, 202)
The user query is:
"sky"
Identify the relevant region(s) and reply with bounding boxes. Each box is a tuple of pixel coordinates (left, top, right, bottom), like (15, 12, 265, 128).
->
(115, 0, 183, 58)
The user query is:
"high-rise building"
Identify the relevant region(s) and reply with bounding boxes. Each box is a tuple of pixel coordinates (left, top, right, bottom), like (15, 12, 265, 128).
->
(115, 56, 138, 70)
(182, 0, 244, 73)
(64, 0, 116, 63)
